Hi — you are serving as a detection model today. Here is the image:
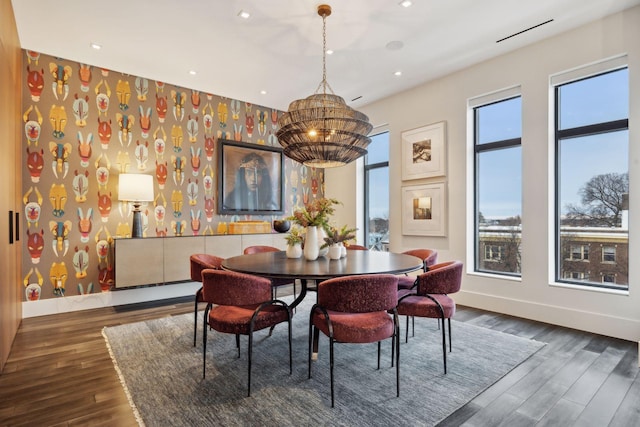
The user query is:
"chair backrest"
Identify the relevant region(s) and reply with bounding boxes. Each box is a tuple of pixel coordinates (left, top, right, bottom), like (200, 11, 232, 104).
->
(402, 248, 438, 271)
(345, 244, 368, 251)
(244, 245, 280, 255)
(317, 274, 398, 313)
(416, 261, 463, 295)
(201, 269, 272, 306)
(190, 254, 224, 282)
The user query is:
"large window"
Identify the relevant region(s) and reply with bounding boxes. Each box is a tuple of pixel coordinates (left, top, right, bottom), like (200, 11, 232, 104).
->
(364, 132, 389, 251)
(554, 65, 629, 290)
(474, 96, 522, 276)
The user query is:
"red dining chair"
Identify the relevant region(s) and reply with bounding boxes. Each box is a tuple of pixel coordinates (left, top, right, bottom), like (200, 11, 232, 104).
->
(201, 269, 292, 396)
(345, 244, 368, 250)
(397, 261, 463, 374)
(397, 249, 438, 290)
(244, 245, 297, 300)
(308, 274, 399, 407)
(190, 254, 224, 346)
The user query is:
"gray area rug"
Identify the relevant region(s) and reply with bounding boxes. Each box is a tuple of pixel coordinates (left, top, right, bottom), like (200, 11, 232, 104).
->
(103, 297, 544, 426)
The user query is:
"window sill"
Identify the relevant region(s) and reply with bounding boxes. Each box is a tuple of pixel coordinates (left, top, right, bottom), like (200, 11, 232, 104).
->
(468, 270, 522, 282)
(549, 281, 629, 296)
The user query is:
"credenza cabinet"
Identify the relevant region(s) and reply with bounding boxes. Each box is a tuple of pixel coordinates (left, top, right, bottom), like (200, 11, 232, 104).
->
(113, 234, 287, 288)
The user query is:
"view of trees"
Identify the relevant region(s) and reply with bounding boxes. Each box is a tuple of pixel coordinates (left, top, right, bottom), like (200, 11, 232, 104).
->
(565, 172, 628, 227)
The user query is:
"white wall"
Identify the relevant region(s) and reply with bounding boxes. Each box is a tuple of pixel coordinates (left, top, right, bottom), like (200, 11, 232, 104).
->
(326, 6, 640, 341)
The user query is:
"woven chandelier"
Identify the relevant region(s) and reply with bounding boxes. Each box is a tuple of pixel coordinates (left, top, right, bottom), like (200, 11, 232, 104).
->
(276, 4, 373, 168)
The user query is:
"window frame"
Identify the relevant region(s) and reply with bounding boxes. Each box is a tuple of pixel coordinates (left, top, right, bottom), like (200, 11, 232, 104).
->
(553, 65, 629, 290)
(473, 95, 522, 277)
(364, 131, 390, 251)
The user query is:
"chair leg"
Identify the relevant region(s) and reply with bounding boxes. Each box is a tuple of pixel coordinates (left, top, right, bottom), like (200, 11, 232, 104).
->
(441, 314, 447, 374)
(247, 331, 253, 397)
(448, 318, 452, 352)
(330, 337, 335, 408)
(396, 322, 400, 397)
(288, 318, 293, 375)
(405, 316, 409, 343)
(377, 341, 381, 370)
(236, 334, 241, 358)
(412, 316, 415, 337)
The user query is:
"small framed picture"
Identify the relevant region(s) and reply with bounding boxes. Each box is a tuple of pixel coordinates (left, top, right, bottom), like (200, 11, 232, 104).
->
(218, 139, 284, 215)
(401, 121, 446, 180)
(401, 182, 447, 236)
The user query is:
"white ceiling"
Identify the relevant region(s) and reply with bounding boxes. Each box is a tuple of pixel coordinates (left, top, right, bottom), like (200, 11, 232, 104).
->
(11, 0, 640, 112)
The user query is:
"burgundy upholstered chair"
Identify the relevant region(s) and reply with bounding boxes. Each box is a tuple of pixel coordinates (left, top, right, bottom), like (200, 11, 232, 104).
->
(397, 249, 438, 290)
(244, 245, 297, 299)
(201, 269, 292, 396)
(345, 244, 368, 250)
(396, 261, 463, 374)
(190, 254, 224, 346)
(308, 274, 399, 407)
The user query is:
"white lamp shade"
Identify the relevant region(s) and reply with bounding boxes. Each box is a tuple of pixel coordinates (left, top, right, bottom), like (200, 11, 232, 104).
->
(118, 174, 154, 202)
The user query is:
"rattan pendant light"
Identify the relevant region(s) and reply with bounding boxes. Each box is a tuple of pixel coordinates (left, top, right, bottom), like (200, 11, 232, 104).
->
(276, 4, 373, 168)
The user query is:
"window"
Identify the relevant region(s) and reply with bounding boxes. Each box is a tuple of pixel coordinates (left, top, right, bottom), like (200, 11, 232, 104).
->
(484, 245, 504, 262)
(564, 271, 589, 281)
(473, 95, 522, 276)
(569, 245, 589, 261)
(364, 132, 389, 251)
(602, 246, 616, 263)
(554, 63, 629, 290)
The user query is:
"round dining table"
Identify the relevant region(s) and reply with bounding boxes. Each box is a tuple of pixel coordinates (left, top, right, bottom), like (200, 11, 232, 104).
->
(222, 249, 423, 310)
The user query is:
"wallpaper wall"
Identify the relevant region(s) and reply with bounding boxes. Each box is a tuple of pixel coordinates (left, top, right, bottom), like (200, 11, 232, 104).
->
(21, 50, 324, 302)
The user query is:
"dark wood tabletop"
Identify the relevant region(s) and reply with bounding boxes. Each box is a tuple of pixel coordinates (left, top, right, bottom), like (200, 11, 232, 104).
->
(222, 250, 423, 280)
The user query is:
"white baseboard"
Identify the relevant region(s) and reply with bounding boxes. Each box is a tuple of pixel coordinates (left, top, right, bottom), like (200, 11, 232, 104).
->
(455, 290, 640, 343)
(21, 282, 201, 318)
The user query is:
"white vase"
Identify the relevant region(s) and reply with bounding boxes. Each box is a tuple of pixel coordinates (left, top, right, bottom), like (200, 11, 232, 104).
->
(304, 226, 320, 261)
(317, 227, 329, 257)
(328, 244, 342, 260)
(286, 243, 302, 259)
(340, 243, 347, 258)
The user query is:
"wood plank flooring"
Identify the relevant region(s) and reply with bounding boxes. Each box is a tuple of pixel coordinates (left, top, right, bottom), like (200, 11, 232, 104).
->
(0, 294, 638, 426)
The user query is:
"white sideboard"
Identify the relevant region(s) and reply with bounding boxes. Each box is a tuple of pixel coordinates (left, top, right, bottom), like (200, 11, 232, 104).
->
(113, 234, 287, 288)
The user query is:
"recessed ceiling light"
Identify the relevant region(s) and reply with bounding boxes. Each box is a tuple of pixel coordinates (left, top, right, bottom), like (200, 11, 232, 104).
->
(260, 90, 267, 95)
(326, 49, 334, 55)
(90, 42, 102, 50)
(399, 0, 412, 7)
(394, 71, 402, 76)
(189, 70, 197, 75)
(238, 10, 250, 19)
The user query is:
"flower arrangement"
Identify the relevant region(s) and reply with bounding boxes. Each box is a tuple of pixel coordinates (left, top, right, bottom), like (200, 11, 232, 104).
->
(284, 226, 304, 246)
(321, 224, 357, 249)
(288, 197, 340, 228)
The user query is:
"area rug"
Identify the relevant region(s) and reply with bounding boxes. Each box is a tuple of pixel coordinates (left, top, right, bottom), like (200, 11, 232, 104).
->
(103, 298, 544, 426)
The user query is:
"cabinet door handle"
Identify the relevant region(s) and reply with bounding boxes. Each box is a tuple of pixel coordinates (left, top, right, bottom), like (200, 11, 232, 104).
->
(9, 210, 14, 244)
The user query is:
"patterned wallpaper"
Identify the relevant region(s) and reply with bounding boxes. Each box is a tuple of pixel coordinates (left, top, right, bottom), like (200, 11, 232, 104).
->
(21, 50, 324, 301)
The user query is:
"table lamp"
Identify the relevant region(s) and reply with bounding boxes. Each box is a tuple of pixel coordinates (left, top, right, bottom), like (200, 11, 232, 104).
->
(118, 173, 154, 238)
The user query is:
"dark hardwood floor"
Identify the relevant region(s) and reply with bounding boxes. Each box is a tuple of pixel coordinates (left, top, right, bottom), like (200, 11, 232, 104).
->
(1, 291, 638, 426)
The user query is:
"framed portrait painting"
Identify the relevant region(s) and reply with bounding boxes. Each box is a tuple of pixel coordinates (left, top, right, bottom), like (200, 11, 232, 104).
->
(401, 121, 447, 180)
(218, 139, 284, 215)
(401, 182, 447, 236)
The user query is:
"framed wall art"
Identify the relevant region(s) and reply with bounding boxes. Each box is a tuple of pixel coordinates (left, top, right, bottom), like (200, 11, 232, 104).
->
(401, 121, 447, 180)
(218, 139, 284, 215)
(401, 182, 447, 236)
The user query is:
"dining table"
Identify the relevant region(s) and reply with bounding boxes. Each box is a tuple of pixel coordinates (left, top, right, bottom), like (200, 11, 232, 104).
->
(221, 249, 423, 310)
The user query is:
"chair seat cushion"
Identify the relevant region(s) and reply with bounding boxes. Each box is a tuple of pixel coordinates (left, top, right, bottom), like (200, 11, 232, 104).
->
(397, 294, 456, 318)
(397, 276, 417, 290)
(208, 304, 288, 335)
(313, 309, 394, 343)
